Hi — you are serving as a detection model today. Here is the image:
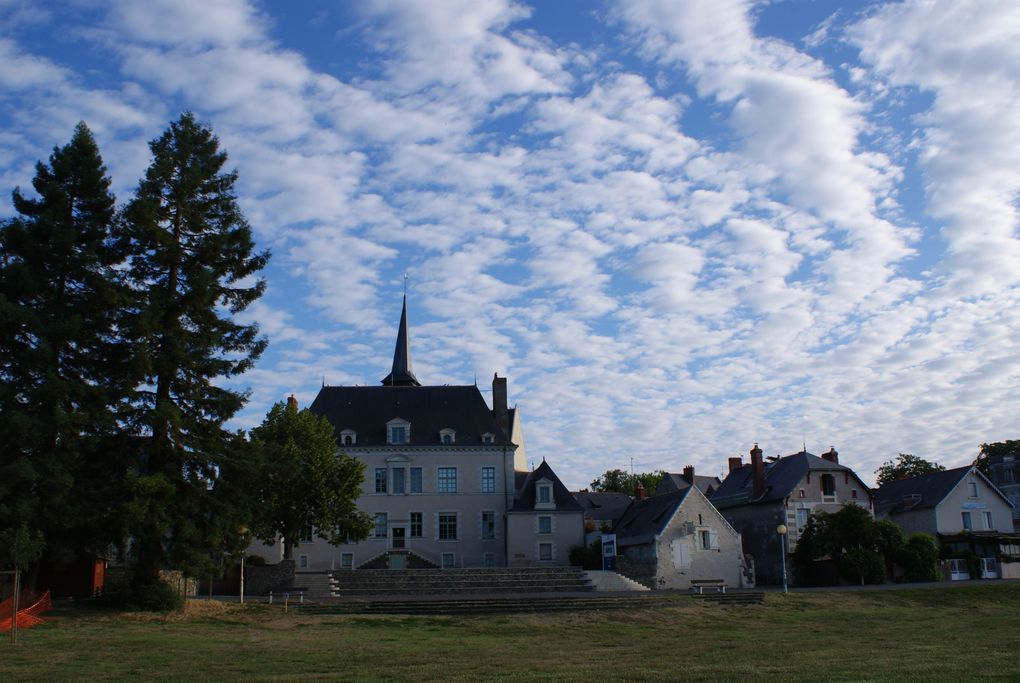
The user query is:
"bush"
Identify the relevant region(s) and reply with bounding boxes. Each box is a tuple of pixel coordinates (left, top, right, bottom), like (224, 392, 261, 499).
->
(569, 540, 603, 570)
(103, 580, 184, 612)
(837, 547, 885, 585)
(899, 533, 940, 582)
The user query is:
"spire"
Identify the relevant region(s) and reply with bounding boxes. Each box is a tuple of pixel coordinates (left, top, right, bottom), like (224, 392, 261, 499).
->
(381, 294, 421, 386)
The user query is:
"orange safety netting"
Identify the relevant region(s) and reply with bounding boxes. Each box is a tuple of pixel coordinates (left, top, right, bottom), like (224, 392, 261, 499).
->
(0, 590, 52, 631)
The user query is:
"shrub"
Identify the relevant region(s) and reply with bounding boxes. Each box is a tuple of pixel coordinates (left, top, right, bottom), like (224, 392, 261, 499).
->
(103, 580, 184, 612)
(568, 540, 603, 570)
(899, 533, 940, 582)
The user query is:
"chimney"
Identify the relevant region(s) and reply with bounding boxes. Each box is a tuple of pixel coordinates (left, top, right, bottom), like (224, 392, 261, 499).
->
(683, 465, 695, 484)
(728, 456, 743, 473)
(286, 394, 298, 413)
(492, 373, 509, 437)
(822, 446, 839, 464)
(634, 481, 646, 501)
(750, 443, 765, 499)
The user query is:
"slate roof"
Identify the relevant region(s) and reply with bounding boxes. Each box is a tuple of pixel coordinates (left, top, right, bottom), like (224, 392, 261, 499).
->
(613, 489, 692, 547)
(874, 466, 973, 515)
(510, 461, 583, 512)
(573, 491, 633, 524)
(657, 472, 722, 497)
(710, 451, 855, 509)
(309, 385, 510, 446)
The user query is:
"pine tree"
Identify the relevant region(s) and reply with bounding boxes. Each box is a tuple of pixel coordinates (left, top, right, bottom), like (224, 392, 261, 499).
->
(0, 123, 135, 575)
(122, 113, 269, 587)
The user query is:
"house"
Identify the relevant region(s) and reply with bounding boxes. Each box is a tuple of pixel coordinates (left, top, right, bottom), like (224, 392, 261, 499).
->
(874, 465, 1019, 579)
(655, 465, 721, 498)
(710, 444, 873, 585)
(250, 296, 582, 570)
(573, 491, 633, 533)
(613, 487, 748, 590)
(506, 461, 585, 566)
(978, 444, 1020, 531)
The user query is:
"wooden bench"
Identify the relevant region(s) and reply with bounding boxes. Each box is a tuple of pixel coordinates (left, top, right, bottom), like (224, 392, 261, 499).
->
(689, 579, 726, 594)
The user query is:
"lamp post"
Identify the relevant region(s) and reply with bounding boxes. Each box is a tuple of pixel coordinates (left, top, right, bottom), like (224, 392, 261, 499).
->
(777, 524, 789, 594)
(239, 526, 249, 605)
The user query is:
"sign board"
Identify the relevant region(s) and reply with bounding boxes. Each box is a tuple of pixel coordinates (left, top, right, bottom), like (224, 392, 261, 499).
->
(601, 534, 617, 572)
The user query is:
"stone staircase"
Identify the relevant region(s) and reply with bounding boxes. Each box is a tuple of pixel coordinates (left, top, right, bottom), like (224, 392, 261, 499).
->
(584, 570, 651, 592)
(328, 566, 594, 597)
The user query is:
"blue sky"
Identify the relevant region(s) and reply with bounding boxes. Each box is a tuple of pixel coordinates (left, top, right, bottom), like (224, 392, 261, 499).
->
(2, 0, 1019, 488)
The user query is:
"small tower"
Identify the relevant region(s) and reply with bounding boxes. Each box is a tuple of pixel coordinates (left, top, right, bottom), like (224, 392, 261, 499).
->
(381, 294, 421, 386)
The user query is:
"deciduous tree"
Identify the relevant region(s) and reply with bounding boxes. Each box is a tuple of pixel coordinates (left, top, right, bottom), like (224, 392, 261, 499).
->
(875, 453, 945, 486)
(974, 440, 1020, 476)
(589, 468, 665, 495)
(240, 401, 371, 559)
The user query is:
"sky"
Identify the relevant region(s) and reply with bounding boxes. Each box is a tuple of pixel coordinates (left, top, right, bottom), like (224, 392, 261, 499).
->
(2, 0, 1019, 489)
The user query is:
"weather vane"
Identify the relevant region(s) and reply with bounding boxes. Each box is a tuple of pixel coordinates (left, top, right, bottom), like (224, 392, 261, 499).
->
(403, 272, 408, 296)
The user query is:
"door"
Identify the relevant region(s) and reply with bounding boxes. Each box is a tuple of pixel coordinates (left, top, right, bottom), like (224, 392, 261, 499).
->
(392, 526, 405, 549)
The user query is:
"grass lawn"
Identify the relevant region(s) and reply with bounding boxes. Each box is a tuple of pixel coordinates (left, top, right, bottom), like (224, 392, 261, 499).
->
(2, 584, 1019, 682)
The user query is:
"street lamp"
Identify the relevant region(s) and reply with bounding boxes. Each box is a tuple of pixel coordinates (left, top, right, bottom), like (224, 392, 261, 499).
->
(777, 524, 789, 594)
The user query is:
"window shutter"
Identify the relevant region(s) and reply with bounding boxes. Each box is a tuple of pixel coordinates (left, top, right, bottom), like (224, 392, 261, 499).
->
(709, 531, 719, 550)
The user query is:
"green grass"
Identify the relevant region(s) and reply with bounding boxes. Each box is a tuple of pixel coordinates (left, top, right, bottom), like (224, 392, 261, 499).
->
(3, 585, 1020, 681)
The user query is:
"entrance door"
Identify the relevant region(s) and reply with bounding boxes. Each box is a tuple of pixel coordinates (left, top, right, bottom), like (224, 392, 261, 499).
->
(392, 526, 405, 549)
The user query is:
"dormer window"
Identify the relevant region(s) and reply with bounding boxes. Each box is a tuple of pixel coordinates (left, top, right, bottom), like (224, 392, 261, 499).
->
(340, 429, 357, 446)
(481, 432, 495, 444)
(535, 478, 554, 510)
(387, 418, 410, 445)
(440, 428, 456, 445)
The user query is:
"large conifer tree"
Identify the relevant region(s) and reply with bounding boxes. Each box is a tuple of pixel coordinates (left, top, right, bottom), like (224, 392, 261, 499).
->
(0, 123, 135, 574)
(122, 113, 268, 586)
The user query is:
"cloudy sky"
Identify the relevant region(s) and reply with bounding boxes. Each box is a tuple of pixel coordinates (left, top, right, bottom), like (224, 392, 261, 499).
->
(3, 0, 1019, 488)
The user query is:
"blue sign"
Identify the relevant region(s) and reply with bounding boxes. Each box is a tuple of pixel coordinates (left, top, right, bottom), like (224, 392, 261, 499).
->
(602, 534, 616, 572)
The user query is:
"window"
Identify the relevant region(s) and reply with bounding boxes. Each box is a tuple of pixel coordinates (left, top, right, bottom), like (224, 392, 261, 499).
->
(482, 511, 496, 539)
(820, 474, 836, 499)
(699, 530, 719, 550)
(299, 554, 308, 569)
(438, 467, 458, 493)
(442, 433, 453, 444)
(481, 467, 496, 493)
(983, 511, 993, 530)
(1006, 469, 1016, 483)
(538, 516, 552, 534)
(539, 543, 553, 561)
(392, 468, 405, 494)
(375, 468, 387, 494)
(796, 508, 809, 529)
(340, 553, 353, 570)
(410, 467, 423, 493)
(440, 428, 456, 444)
(439, 513, 458, 540)
(538, 485, 551, 504)
(483, 553, 496, 567)
(374, 513, 388, 538)
(851, 489, 858, 499)
(481, 433, 494, 444)
(390, 426, 407, 444)
(962, 511, 973, 531)
(442, 552, 456, 568)
(798, 489, 805, 498)
(410, 512, 423, 538)
(340, 430, 356, 446)
(300, 524, 314, 542)
(968, 481, 978, 498)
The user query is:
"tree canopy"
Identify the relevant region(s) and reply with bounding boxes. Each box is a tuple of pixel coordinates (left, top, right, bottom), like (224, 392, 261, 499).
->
(974, 440, 1020, 476)
(240, 401, 372, 558)
(589, 468, 666, 495)
(874, 453, 945, 486)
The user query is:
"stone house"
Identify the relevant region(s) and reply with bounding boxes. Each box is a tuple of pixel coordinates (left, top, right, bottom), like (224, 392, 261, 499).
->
(613, 486, 748, 590)
(506, 461, 585, 566)
(711, 444, 873, 586)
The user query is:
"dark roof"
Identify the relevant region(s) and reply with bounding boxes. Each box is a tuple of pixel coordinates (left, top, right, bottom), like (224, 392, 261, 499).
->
(874, 466, 971, 515)
(511, 461, 582, 512)
(657, 473, 721, 497)
(573, 491, 633, 523)
(381, 295, 421, 386)
(613, 489, 692, 546)
(309, 385, 509, 446)
(711, 451, 855, 509)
